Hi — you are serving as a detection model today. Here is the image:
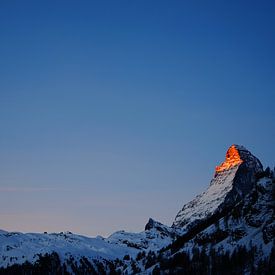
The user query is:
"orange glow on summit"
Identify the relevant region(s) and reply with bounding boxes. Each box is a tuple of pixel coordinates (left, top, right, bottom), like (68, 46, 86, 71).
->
(215, 145, 243, 173)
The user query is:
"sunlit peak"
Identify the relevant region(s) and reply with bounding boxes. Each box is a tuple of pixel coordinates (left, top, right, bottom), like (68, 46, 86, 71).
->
(215, 145, 243, 173)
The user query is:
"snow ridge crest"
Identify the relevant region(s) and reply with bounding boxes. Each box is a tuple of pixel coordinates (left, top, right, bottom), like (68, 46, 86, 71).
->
(173, 144, 263, 229)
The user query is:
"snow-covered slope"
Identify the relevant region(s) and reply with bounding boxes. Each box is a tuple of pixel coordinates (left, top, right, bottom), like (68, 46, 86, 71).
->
(143, 176, 274, 274)
(184, 177, 274, 255)
(173, 144, 263, 230)
(0, 231, 137, 269)
(106, 218, 179, 251)
(0, 220, 178, 271)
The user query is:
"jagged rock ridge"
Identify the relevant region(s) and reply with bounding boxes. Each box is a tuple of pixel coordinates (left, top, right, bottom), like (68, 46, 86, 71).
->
(173, 144, 263, 230)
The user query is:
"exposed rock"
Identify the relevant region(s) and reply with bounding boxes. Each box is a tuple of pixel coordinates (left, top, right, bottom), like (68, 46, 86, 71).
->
(173, 144, 263, 230)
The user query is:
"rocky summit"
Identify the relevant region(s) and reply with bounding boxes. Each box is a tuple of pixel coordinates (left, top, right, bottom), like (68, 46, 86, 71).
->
(173, 144, 263, 230)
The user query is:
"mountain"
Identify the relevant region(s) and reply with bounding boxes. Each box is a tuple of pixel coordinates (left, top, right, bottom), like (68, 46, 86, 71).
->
(0, 231, 136, 271)
(0, 144, 274, 274)
(173, 145, 263, 231)
(148, 176, 274, 274)
(106, 219, 179, 251)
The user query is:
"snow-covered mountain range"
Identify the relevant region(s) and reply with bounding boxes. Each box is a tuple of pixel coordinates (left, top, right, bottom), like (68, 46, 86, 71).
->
(0, 145, 274, 274)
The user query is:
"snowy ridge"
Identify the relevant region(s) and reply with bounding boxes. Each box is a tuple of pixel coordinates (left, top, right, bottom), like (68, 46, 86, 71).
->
(0, 231, 137, 268)
(173, 165, 239, 230)
(0, 221, 177, 269)
(106, 219, 179, 251)
(173, 144, 263, 229)
(187, 177, 274, 256)
(158, 177, 274, 271)
(132, 176, 274, 274)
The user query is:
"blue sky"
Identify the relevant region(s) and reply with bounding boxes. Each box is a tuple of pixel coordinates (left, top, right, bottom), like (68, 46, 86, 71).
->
(0, 0, 274, 236)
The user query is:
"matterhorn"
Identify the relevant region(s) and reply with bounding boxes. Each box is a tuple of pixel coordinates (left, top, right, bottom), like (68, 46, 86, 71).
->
(0, 145, 274, 274)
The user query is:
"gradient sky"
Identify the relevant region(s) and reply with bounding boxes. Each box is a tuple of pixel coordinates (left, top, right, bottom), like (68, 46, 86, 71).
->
(0, 0, 274, 237)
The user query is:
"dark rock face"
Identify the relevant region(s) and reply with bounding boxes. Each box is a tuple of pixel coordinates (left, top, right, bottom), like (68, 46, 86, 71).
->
(145, 218, 158, 231)
(223, 145, 263, 206)
(145, 218, 178, 238)
(263, 222, 275, 244)
(233, 145, 263, 192)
